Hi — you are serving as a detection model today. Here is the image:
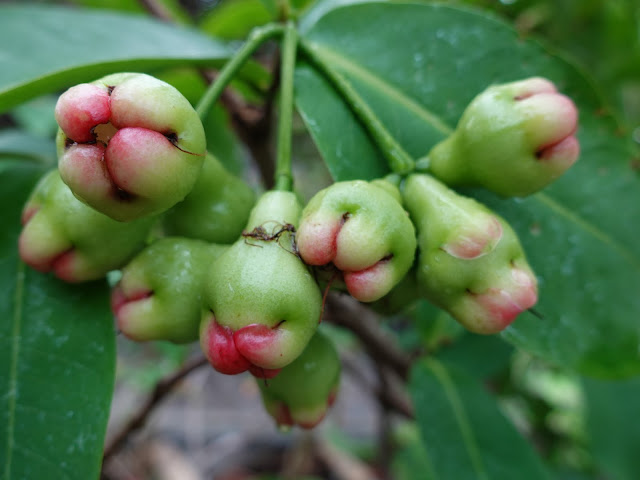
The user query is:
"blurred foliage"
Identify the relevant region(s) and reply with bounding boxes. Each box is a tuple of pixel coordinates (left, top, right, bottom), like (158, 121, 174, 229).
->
(2, 1, 639, 479)
(447, 0, 640, 134)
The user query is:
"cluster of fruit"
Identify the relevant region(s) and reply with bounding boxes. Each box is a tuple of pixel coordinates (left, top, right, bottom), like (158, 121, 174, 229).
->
(18, 72, 578, 429)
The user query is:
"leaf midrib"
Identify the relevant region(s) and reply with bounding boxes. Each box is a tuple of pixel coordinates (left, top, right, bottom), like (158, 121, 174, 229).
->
(426, 359, 489, 480)
(311, 43, 454, 136)
(305, 42, 640, 270)
(4, 261, 25, 479)
(534, 192, 640, 270)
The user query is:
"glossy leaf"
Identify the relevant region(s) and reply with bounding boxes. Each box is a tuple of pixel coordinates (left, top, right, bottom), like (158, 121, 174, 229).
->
(11, 96, 60, 139)
(69, 0, 145, 14)
(410, 358, 551, 480)
(0, 163, 116, 480)
(438, 334, 514, 380)
(294, 2, 640, 377)
(583, 377, 640, 480)
(391, 423, 437, 480)
(0, 4, 231, 113)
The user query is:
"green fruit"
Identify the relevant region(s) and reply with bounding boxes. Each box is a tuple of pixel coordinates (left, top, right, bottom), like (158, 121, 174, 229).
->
(429, 77, 579, 197)
(200, 191, 322, 375)
(19, 169, 154, 282)
(163, 153, 255, 244)
(56, 72, 206, 221)
(257, 330, 340, 429)
(112, 238, 228, 343)
(403, 174, 538, 334)
(296, 180, 416, 302)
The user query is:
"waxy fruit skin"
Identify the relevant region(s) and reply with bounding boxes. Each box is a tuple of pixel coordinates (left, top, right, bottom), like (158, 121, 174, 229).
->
(163, 153, 255, 244)
(257, 330, 340, 429)
(200, 191, 322, 375)
(429, 77, 579, 197)
(296, 180, 416, 302)
(403, 174, 538, 334)
(112, 238, 228, 344)
(55, 72, 206, 221)
(19, 170, 154, 283)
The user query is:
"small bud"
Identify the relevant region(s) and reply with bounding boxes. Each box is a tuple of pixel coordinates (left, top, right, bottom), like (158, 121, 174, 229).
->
(429, 77, 579, 197)
(19, 170, 154, 282)
(256, 331, 340, 430)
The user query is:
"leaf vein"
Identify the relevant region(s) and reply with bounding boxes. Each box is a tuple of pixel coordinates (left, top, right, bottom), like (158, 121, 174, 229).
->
(426, 359, 489, 480)
(535, 192, 640, 270)
(11, 442, 74, 480)
(311, 43, 454, 136)
(4, 261, 25, 480)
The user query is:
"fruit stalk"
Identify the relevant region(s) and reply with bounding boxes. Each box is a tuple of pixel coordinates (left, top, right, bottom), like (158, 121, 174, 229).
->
(196, 23, 285, 122)
(298, 37, 415, 175)
(274, 21, 297, 192)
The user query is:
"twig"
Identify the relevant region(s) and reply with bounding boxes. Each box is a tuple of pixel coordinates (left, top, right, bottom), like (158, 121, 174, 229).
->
(314, 436, 380, 480)
(199, 53, 280, 189)
(102, 355, 209, 462)
(374, 359, 394, 479)
(326, 293, 413, 380)
(138, 0, 175, 22)
(281, 432, 315, 479)
(341, 353, 414, 419)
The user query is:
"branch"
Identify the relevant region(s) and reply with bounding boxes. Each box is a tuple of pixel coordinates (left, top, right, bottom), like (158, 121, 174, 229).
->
(138, 0, 175, 22)
(314, 436, 380, 480)
(200, 55, 280, 189)
(326, 293, 413, 380)
(340, 353, 414, 419)
(374, 359, 396, 479)
(102, 355, 209, 461)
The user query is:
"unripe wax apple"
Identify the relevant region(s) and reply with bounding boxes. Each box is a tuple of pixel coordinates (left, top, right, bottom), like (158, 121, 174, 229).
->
(428, 77, 579, 197)
(403, 174, 538, 334)
(19, 170, 155, 282)
(112, 238, 228, 343)
(55, 72, 206, 221)
(257, 330, 340, 430)
(200, 191, 322, 377)
(163, 153, 255, 244)
(296, 180, 416, 302)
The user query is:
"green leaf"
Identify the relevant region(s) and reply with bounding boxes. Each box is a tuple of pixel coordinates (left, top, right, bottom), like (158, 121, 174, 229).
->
(0, 162, 116, 480)
(298, 0, 372, 32)
(391, 422, 438, 480)
(11, 96, 59, 139)
(69, 0, 145, 14)
(0, 130, 56, 165)
(294, 2, 640, 377)
(0, 4, 232, 113)
(294, 62, 388, 180)
(583, 377, 640, 480)
(203, 104, 249, 176)
(438, 334, 514, 380)
(410, 358, 551, 480)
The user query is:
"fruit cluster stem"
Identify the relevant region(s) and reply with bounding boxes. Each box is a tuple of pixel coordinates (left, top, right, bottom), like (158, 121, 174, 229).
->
(274, 21, 298, 192)
(196, 23, 285, 122)
(298, 38, 415, 175)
